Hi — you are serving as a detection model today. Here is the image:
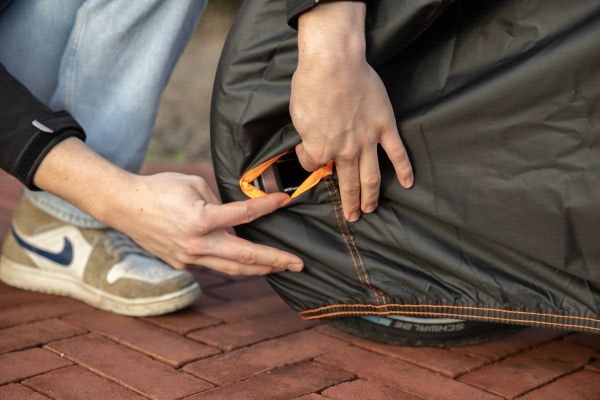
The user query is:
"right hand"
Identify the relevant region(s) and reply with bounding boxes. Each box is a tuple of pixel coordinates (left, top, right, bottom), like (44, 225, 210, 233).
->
(109, 173, 304, 275)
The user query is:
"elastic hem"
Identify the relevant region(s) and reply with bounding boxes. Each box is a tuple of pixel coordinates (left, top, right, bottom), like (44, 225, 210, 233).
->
(298, 303, 600, 333)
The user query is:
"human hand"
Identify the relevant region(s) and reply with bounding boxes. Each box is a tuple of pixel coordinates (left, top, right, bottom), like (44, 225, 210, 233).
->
(291, 1, 413, 222)
(108, 172, 304, 275)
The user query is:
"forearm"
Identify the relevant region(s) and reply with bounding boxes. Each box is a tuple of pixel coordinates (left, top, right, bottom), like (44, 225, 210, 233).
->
(32, 137, 137, 227)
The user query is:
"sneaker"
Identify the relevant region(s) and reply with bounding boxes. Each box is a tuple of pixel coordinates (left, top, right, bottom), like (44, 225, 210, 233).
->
(0, 199, 201, 316)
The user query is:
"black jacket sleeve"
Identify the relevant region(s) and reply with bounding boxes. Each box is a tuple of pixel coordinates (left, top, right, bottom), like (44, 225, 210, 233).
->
(285, 0, 368, 28)
(0, 64, 86, 190)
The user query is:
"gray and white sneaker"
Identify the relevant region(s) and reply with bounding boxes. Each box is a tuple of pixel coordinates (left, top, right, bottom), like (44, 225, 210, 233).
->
(0, 199, 200, 316)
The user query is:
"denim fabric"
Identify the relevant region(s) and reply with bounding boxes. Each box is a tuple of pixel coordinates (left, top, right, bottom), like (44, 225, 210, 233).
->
(0, 0, 206, 227)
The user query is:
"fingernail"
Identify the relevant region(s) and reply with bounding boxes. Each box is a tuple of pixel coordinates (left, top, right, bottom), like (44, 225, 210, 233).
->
(347, 211, 360, 222)
(287, 263, 303, 272)
(364, 203, 376, 213)
(402, 175, 414, 188)
(279, 194, 291, 206)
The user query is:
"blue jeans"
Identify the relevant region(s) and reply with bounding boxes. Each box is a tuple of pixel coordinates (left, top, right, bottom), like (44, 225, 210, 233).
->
(0, 0, 206, 227)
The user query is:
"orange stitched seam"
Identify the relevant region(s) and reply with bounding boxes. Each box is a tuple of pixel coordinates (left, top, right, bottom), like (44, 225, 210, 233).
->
(299, 303, 600, 323)
(329, 176, 383, 304)
(325, 177, 364, 286)
(300, 310, 600, 332)
(328, 177, 382, 304)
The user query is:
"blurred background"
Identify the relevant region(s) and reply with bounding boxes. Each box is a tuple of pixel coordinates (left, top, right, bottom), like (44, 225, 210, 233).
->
(146, 0, 242, 164)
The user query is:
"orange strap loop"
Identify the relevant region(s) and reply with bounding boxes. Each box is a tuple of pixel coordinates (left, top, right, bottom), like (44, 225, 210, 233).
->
(239, 151, 333, 201)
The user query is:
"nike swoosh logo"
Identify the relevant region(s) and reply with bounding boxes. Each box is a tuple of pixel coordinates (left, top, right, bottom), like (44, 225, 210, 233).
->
(12, 228, 73, 266)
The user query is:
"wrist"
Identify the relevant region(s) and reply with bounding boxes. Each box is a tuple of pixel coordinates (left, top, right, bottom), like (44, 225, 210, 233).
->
(94, 170, 140, 228)
(297, 1, 366, 68)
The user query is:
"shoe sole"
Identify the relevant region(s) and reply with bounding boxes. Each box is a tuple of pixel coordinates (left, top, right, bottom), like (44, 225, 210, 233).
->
(0, 256, 201, 317)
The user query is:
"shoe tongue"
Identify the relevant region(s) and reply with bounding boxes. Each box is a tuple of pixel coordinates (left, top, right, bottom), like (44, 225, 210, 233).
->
(105, 230, 148, 258)
(106, 254, 184, 284)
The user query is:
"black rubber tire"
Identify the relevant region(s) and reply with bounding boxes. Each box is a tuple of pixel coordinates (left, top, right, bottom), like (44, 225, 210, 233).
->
(327, 316, 525, 347)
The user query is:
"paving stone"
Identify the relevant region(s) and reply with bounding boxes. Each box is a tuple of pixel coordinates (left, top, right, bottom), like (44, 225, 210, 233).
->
(0, 348, 71, 385)
(458, 341, 597, 398)
(190, 268, 230, 288)
(0, 383, 51, 400)
(564, 333, 600, 350)
(316, 325, 484, 378)
(363, 344, 484, 378)
(322, 380, 425, 400)
(63, 310, 219, 367)
(183, 330, 347, 384)
(0, 291, 64, 310)
(450, 328, 568, 361)
(142, 309, 221, 335)
(206, 279, 275, 301)
(199, 294, 290, 323)
(0, 282, 20, 295)
(0, 319, 86, 354)
(46, 334, 212, 400)
(584, 359, 600, 372)
(192, 294, 227, 309)
(187, 310, 315, 351)
(317, 346, 501, 400)
(0, 298, 87, 329)
(293, 395, 328, 400)
(518, 370, 600, 400)
(23, 365, 145, 400)
(186, 362, 353, 400)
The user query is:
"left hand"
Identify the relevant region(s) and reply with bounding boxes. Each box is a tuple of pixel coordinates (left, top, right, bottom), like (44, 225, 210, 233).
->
(291, 1, 414, 222)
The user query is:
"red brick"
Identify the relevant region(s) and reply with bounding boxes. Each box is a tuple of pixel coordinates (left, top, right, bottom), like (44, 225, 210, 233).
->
(63, 310, 219, 367)
(0, 282, 20, 295)
(0, 383, 51, 400)
(519, 370, 600, 400)
(187, 310, 315, 351)
(23, 365, 145, 400)
(323, 380, 425, 400)
(46, 334, 212, 400)
(206, 279, 275, 301)
(584, 360, 600, 372)
(190, 268, 230, 288)
(186, 362, 353, 400)
(199, 294, 289, 323)
(194, 294, 227, 308)
(183, 330, 347, 384)
(316, 325, 484, 378)
(0, 298, 87, 329)
(142, 308, 221, 335)
(293, 395, 327, 400)
(0, 291, 61, 310)
(564, 333, 600, 350)
(450, 327, 568, 361)
(0, 348, 71, 385)
(316, 347, 500, 400)
(458, 341, 596, 398)
(0, 172, 20, 200)
(0, 319, 85, 354)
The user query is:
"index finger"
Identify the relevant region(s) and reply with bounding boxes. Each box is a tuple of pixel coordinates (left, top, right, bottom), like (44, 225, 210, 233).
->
(204, 192, 289, 230)
(380, 128, 414, 188)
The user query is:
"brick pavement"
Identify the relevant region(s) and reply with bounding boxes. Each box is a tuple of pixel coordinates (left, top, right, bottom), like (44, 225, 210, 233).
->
(0, 165, 599, 400)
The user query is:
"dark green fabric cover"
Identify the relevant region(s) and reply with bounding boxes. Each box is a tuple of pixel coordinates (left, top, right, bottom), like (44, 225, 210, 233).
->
(211, 0, 600, 332)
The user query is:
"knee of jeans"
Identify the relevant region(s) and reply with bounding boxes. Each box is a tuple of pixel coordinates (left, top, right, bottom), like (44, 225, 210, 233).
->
(145, 0, 207, 25)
